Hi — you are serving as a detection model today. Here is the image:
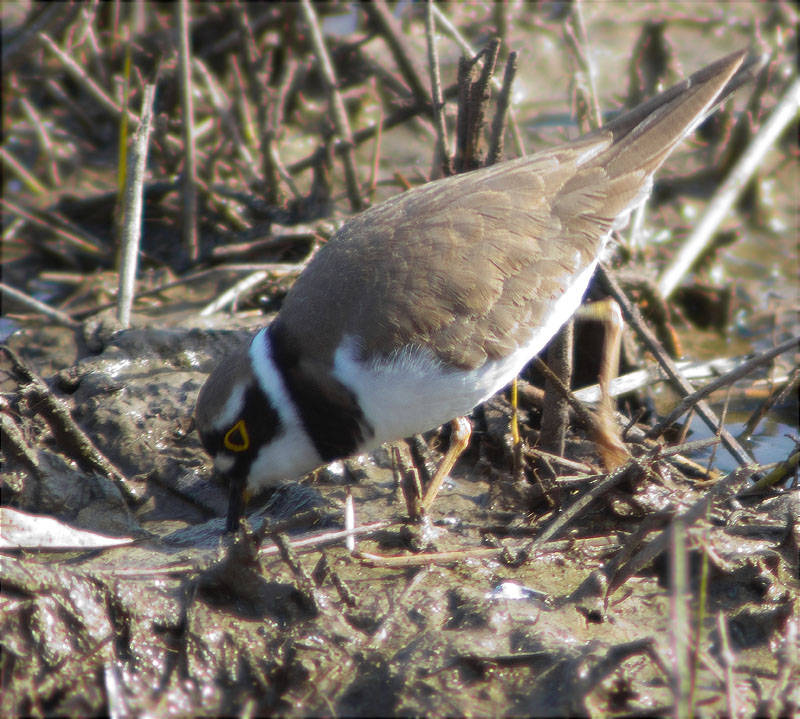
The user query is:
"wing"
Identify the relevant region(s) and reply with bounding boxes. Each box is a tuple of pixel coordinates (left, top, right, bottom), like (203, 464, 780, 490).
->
(276, 51, 747, 370)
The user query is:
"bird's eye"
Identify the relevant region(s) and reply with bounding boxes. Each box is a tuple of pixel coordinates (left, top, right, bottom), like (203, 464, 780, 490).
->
(223, 419, 250, 452)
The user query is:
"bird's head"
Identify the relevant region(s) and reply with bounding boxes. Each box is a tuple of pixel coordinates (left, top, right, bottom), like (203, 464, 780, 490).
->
(195, 331, 323, 531)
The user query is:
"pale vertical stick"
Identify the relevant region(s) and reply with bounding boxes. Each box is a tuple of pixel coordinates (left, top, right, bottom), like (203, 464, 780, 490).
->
(177, 0, 199, 261)
(344, 487, 356, 554)
(659, 78, 800, 299)
(117, 84, 156, 328)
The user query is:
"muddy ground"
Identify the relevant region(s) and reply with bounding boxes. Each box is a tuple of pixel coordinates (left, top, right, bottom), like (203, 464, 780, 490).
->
(2, 2, 798, 717)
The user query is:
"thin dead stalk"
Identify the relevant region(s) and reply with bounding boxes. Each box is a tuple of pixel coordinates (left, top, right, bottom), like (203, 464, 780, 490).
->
(648, 335, 799, 438)
(177, 0, 199, 261)
(607, 466, 756, 594)
(0, 146, 47, 196)
(363, 0, 430, 103)
(487, 51, 518, 165)
(117, 83, 156, 328)
(523, 460, 647, 554)
(199, 262, 309, 316)
(1, 346, 142, 504)
(562, 0, 603, 132)
(599, 266, 756, 468)
(0, 282, 79, 328)
(659, 76, 800, 298)
(38, 32, 124, 120)
(299, 0, 363, 211)
(430, 3, 525, 156)
(742, 366, 800, 437)
(425, 0, 452, 177)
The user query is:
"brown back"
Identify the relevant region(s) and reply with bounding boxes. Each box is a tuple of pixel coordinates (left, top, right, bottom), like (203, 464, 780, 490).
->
(275, 51, 748, 371)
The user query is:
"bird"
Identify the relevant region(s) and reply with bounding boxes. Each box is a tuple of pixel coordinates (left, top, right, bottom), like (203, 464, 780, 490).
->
(195, 50, 755, 531)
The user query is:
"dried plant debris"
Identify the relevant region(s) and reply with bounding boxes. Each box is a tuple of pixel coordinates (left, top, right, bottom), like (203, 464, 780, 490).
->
(1, 3, 798, 717)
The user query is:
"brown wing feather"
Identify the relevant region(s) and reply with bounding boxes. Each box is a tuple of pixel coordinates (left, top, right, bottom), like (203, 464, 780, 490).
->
(276, 51, 747, 370)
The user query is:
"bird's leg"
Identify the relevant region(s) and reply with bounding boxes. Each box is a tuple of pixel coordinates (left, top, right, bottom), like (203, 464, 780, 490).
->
(579, 298, 629, 470)
(420, 416, 472, 510)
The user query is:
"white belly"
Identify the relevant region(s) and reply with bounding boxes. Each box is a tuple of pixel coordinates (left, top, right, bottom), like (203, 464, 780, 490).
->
(332, 258, 597, 450)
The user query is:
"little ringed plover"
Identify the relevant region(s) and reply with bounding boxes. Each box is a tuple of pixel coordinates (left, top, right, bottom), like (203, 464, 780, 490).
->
(195, 50, 756, 531)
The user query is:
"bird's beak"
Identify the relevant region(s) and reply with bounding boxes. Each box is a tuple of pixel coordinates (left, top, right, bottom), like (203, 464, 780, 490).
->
(225, 471, 248, 532)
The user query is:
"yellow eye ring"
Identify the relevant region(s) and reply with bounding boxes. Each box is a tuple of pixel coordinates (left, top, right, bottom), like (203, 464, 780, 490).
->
(224, 419, 250, 452)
